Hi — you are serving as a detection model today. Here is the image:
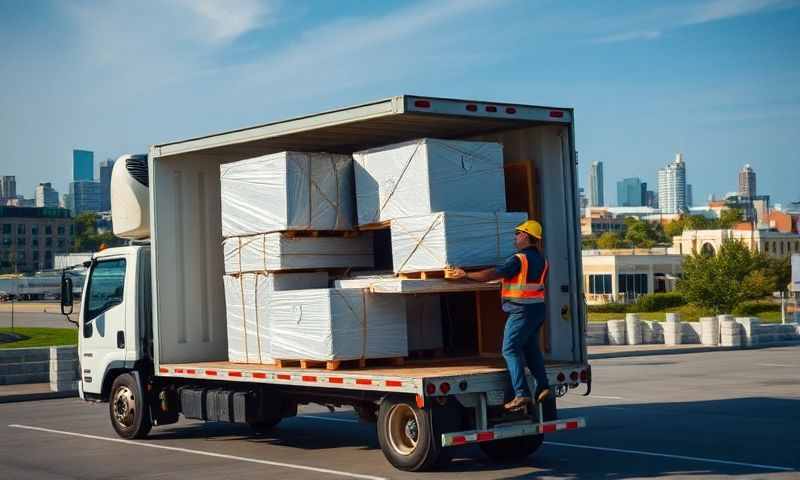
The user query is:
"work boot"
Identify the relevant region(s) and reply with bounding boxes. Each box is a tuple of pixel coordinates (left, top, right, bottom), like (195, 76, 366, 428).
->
(535, 387, 552, 403)
(503, 396, 531, 411)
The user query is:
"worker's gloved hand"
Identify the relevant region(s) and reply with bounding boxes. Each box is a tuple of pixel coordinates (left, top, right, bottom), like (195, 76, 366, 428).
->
(444, 266, 466, 280)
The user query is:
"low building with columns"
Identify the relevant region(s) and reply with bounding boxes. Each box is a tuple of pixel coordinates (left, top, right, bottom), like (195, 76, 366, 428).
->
(582, 248, 683, 305)
(671, 228, 800, 258)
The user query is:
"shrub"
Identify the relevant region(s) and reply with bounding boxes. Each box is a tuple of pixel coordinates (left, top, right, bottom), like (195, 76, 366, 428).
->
(671, 303, 715, 322)
(732, 300, 780, 316)
(630, 292, 687, 312)
(587, 303, 628, 314)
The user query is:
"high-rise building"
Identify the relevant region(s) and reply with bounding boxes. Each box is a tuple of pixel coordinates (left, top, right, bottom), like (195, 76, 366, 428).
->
(738, 164, 756, 198)
(589, 161, 604, 206)
(35, 183, 60, 208)
(616, 177, 645, 206)
(657, 153, 687, 214)
(686, 184, 693, 208)
(99, 158, 115, 211)
(644, 190, 658, 208)
(578, 187, 589, 210)
(0, 176, 16, 202)
(73, 149, 94, 182)
(68, 181, 103, 215)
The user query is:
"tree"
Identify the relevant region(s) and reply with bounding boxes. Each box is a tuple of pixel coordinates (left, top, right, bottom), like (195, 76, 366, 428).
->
(623, 218, 660, 248)
(72, 212, 125, 252)
(663, 217, 685, 238)
(678, 238, 780, 313)
(718, 208, 743, 229)
(581, 236, 597, 249)
(596, 232, 623, 249)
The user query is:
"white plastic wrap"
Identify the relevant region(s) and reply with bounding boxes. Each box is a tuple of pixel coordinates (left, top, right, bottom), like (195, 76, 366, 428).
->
(390, 212, 527, 273)
(224, 272, 329, 364)
(223, 233, 374, 273)
(353, 138, 506, 225)
(220, 151, 355, 237)
(406, 295, 443, 351)
(269, 288, 408, 361)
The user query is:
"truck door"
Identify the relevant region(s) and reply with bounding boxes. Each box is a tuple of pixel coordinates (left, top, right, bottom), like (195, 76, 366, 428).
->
(80, 257, 128, 395)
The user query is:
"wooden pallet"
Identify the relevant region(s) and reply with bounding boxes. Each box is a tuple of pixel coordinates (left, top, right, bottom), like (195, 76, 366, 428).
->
(397, 266, 492, 280)
(273, 357, 405, 370)
(356, 221, 390, 231)
(281, 230, 360, 238)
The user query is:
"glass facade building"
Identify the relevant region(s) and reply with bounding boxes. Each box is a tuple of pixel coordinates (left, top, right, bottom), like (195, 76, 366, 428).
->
(73, 149, 94, 182)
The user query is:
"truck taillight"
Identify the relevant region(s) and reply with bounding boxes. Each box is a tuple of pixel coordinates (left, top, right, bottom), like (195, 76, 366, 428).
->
(557, 372, 566, 383)
(505, 107, 517, 114)
(570, 371, 579, 382)
(549, 110, 564, 118)
(485, 105, 497, 112)
(466, 104, 478, 112)
(426, 383, 436, 395)
(439, 382, 451, 394)
(414, 100, 431, 108)
(580, 369, 588, 382)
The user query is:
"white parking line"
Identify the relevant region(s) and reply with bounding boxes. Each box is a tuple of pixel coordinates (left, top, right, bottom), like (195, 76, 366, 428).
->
(8, 424, 386, 480)
(756, 363, 795, 368)
(586, 395, 625, 400)
(544, 441, 795, 472)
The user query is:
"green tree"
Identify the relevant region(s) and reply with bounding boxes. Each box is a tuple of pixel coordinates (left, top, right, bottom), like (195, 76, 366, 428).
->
(596, 232, 623, 249)
(718, 208, 743, 229)
(581, 236, 598, 249)
(623, 218, 660, 248)
(663, 217, 685, 238)
(72, 212, 125, 252)
(678, 239, 779, 313)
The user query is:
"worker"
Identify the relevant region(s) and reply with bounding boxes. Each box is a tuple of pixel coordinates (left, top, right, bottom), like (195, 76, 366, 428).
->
(445, 220, 551, 412)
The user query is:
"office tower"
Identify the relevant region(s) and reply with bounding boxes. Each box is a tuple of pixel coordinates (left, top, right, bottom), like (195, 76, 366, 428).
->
(73, 149, 94, 182)
(738, 164, 756, 198)
(0, 176, 16, 202)
(644, 190, 657, 208)
(657, 153, 687, 214)
(35, 183, 60, 208)
(686, 184, 693, 208)
(578, 187, 589, 209)
(99, 158, 115, 211)
(69, 181, 103, 215)
(589, 161, 604, 206)
(616, 177, 644, 207)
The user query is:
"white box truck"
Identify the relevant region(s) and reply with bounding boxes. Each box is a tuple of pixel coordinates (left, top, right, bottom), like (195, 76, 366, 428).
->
(60, 95, 590, 471)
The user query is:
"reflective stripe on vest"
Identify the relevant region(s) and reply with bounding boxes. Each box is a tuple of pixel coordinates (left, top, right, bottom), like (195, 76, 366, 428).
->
(501, 253, 548, 304)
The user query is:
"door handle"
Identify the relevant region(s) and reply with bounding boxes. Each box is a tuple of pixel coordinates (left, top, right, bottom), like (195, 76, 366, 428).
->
(117, 331, 125, 349)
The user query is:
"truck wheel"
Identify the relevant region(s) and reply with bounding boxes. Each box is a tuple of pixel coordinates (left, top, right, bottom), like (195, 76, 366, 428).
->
(109, 373, 152, 439)
(479, 396, 557, 464)
(377, 396, 442, 472)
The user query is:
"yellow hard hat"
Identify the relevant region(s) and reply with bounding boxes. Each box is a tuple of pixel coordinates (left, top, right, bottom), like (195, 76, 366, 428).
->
(515, 220, 543, 239)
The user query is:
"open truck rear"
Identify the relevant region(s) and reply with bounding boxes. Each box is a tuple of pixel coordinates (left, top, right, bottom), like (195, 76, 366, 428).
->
(67, 95, 590, 471)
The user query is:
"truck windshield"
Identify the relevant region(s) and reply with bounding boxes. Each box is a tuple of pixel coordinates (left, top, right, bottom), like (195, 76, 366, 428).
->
(85, 259, 126, 322)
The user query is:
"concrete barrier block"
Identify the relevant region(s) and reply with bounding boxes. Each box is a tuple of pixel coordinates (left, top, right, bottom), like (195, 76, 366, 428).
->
(0, 372, 50, 385)
(0, 361, 49, 376)
(625, 314, 642, 345)
(607, 319, 627, 345)
(734, 317, 760, 347)
(682, 322, 702, 344)
(0, 348, 50, 365)
(50, 380, 79, 392)
(700, 317, 720, 346)
(50, 346, 78, 361)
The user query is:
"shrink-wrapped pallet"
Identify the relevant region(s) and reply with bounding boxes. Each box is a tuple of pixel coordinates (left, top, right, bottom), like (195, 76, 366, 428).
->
(224, 272, 329, 363)
(220, 151, 355, 237)
(223, 233, 374, 274)
(406, 295, 444, 352)
(390, 212, 527, 273)
(269, 288, 408, 361)
(353, 138, 506, 225)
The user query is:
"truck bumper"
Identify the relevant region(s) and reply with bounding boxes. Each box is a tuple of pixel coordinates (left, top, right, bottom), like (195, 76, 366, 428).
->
(441, 416, 586, 447)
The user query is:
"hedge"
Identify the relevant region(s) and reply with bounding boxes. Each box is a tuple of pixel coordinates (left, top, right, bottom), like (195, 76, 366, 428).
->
(732, 301, 780, 316)
(587, 303, 628, 313)
(629, 292, 687, 312)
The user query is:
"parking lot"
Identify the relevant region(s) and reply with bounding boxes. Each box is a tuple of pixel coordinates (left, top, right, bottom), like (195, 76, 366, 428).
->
(1, 346, 797, 479)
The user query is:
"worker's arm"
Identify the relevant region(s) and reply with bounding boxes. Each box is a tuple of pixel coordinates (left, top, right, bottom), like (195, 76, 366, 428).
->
(445, 266, 503, 282)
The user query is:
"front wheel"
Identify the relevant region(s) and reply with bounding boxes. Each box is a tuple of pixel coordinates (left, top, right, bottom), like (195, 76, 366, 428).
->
(109, 373, 152, 439)
(377, 396, 443, 472)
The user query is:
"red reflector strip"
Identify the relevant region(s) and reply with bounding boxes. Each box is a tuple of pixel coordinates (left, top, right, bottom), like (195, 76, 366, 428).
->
(356, 379, 372, 385)
(415, 395, 425, 408)
(414, 99, 431, 108)
(228, 371, 242, 377)
(186, 369, 196, 375)
(302, 375, 317, 382)
(549, 110, 564, 118)
(542, 424, 557, 433)
(328, 377, 344, 384)
(485, 105, 497, 112)
(159, 367, 168, 373)
(466, 104, 478, 112)
(505, 107, 517, 114)
(452, 435, 467, 445)
(566, 421, 579, 429)
(385, 380, 402, 387)
(253, 372, 266, 379)
(205, 370, 218, 376)
(276, 374, 291, 380)
(174, 368, 184, 374)
(476, 432, 495, 442)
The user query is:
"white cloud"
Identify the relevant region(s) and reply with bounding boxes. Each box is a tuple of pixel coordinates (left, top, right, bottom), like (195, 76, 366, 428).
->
(594, 30, 661, 44)
(685, 0, 790, 25)
(175, 0, 273, 44)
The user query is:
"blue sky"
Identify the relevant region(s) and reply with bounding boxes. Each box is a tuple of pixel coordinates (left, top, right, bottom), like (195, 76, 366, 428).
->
(1, 0, 798, 206)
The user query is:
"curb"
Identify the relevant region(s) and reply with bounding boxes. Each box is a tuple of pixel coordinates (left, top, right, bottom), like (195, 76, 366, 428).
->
(588, 340, 800, 360)
(0, 390, 77, 404)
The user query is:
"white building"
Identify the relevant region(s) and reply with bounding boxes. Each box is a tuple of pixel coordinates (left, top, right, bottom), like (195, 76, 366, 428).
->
(671, 229, 800, 258)
(589, 161, 604, 206)
(35, 182, 59, 208)
(657, 153, 687, 214)
(582, 248, 683, 304)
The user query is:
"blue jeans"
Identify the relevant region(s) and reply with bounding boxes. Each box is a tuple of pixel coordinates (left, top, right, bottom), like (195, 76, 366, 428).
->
(502, 303, 549, 398)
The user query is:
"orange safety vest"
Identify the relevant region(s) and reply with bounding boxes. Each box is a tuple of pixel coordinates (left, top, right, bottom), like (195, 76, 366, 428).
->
(501, 253, 549, 304)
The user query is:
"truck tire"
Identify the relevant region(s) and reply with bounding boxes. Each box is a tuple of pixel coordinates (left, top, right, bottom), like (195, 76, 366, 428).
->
(479, 396, 556, 464)
(109, 373, 152, 439)
(377, 396, 443, 472)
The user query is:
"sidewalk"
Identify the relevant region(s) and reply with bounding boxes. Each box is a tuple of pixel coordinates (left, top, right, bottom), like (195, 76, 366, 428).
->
(588, 340, 800, 359)
(0, 383, 76, 404)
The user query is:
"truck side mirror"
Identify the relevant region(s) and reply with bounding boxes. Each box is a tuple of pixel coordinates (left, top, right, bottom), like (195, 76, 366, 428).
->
(61, 276, 74, 315)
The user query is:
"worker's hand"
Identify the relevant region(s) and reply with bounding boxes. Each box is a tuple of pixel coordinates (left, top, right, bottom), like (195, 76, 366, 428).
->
(444, 266, 466, 280)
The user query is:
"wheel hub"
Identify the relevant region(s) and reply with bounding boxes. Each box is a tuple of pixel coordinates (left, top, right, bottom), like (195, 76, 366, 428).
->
(112, 385, 136, 428)
(387, 404, 420, 456)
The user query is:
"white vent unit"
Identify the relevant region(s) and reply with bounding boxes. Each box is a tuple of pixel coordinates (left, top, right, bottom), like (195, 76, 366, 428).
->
(111, 154, 150, 240)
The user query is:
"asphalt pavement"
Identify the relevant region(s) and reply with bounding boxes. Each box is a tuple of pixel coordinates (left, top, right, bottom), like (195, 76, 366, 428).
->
(0, 346, 798, 479)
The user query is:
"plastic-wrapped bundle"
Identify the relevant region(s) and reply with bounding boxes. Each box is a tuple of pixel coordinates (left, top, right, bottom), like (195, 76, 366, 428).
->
(223, 232, 374, 274)
(353, 138, 506, 226)
(269, 288, 408, 361)
(406, 295, 443, 351)
(224, 272, 329, 364)
(220, 151, 355, 237)
(390, 212, 527, 273)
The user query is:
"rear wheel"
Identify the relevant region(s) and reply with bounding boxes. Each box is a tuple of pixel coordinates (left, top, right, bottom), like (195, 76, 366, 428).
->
(109, 373, 152, 439)
(377, 396, 443, 471)
(479, 396, 556, 464)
